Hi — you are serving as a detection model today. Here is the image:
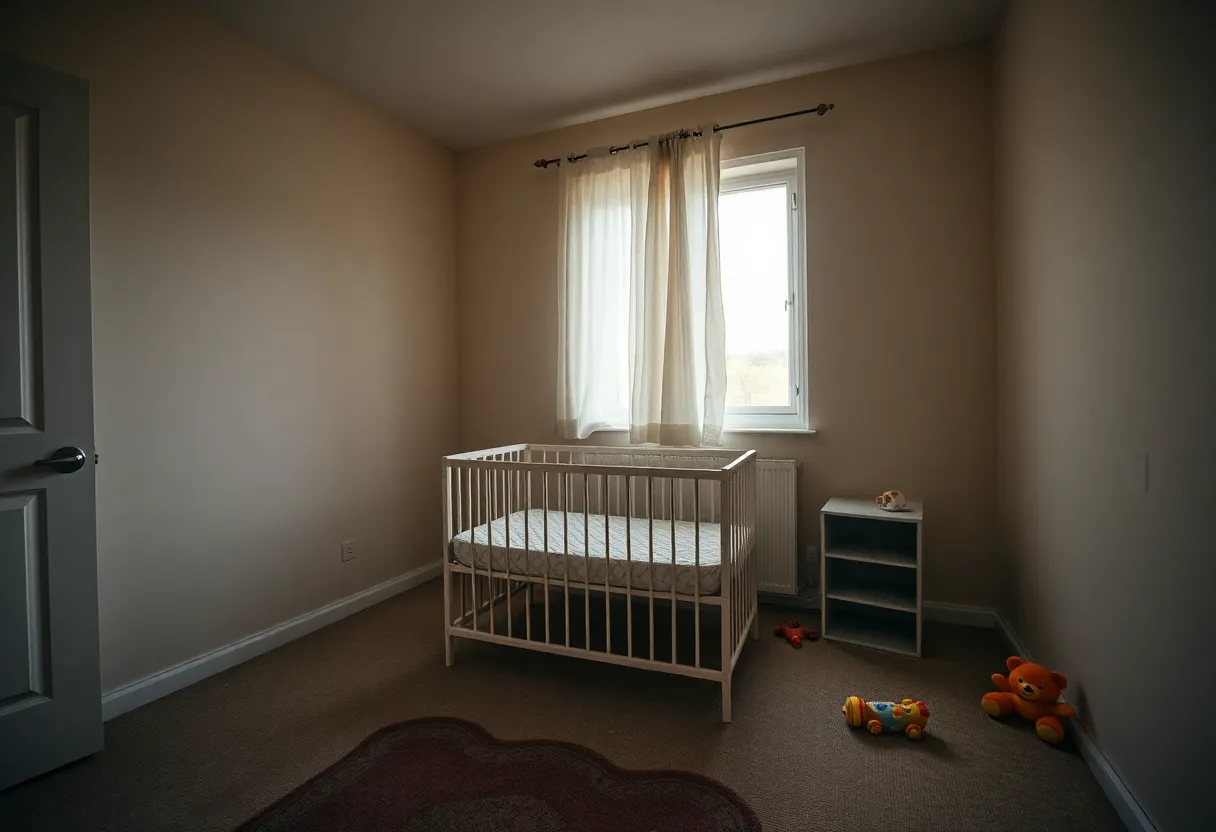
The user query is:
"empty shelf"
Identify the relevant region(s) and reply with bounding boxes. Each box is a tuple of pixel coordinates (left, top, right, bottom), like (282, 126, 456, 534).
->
(825, 581, 916, 613)
(824, 620, 917, 656)
(825, 545, 916, 569)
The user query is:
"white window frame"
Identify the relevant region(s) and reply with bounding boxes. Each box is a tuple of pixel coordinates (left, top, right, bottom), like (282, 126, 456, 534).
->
(719, 148, 810, 433)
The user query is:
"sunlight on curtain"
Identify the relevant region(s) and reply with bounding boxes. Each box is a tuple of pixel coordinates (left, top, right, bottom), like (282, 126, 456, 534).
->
(556, 128, 725, 446)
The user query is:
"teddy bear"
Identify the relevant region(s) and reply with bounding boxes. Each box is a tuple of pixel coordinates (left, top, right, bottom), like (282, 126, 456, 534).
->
(981, 656, 1076, 743)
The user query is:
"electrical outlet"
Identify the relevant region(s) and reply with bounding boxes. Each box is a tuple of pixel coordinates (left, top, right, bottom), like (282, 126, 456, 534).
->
(340, 540, 356, 562)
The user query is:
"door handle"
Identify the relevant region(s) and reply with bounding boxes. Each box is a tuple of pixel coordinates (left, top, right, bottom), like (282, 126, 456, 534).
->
(35, 446, 87, 474)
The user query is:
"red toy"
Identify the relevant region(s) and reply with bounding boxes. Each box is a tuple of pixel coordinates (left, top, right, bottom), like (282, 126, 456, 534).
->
(774, 617, 817, 648)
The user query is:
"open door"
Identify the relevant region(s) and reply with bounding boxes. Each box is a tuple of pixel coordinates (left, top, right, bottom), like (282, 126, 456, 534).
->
(0, 52, 101, 790)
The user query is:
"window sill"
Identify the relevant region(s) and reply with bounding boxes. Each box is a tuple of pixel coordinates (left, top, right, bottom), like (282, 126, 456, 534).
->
(587, 427, 818, 437)
(724, 427, 818, 436)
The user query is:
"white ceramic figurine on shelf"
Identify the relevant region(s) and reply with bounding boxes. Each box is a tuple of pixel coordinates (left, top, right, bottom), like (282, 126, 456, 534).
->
(875, 490, 908, 511)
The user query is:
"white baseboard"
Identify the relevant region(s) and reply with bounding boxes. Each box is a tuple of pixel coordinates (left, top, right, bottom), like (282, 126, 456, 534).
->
(922, 601, 999, 628)
(922, 602, 1154, 831)
(101, 561, 442, 721)
(988, 610, 1155, 832)
(993, 609, 1030, 659)
(1069, 714, 1156, 832)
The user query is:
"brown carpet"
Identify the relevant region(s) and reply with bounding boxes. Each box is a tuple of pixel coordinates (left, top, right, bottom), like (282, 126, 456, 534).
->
(236, 716, 760, 831)
(0, 579, 1123, 832)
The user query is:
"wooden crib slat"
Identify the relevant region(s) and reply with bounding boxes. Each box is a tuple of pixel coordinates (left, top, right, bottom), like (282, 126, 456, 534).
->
(625, 476, 633, 659)
(734, 467, 741, 649)
(740, 471, 744, 648)
(741, 463, 748, 642)
(720, 474, 732, 721)
(744, 457, 753, 642)
(728, 469, 734, 650)
(443, 463, 452, 665)
(456, 466, 466, 627)
(563, 470, 571, 649)
(466, 465, 473, 628)
(694, 479, 701, 669)
(471, 466, 480, 633)
(670, 476, 677, 665)
(747, 461, 752, 635)
(524, 469, 532, 643)
(603, 474, 611, 656)
(543, 470, 551, 646)
(504, 465, 512, 639)
(647, 474, 655, 662)
(488, 463, 497, 637)
(729, 473, 734, 648)
(582, 467, 590, 652)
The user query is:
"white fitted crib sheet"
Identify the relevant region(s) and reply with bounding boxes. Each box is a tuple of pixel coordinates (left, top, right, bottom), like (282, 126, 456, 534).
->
(450, 509, 723, 596)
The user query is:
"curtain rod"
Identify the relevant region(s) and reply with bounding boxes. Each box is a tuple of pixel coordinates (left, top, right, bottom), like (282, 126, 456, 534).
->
(533, 102, 834, 169)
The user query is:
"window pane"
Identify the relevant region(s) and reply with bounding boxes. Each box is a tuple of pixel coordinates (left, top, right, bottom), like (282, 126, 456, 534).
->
(719, 184, 790, 408)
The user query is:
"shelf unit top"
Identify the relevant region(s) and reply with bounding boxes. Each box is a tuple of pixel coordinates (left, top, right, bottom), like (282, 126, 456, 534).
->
(822, 497, 923, 522)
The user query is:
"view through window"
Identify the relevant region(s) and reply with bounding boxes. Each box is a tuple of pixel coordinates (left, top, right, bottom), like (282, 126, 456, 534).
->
(718, 149, 807, 431)
(720, 183, 791, 408)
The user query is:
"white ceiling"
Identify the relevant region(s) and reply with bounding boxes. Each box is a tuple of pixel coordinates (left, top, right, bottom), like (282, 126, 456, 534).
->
(188, 0, 1004, 149)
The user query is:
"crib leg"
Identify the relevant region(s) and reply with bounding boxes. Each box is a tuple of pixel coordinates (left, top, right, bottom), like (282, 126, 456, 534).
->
(721, 675, 732, 723)
(443, 564, 455, 667)
(751, 609, 760, 641)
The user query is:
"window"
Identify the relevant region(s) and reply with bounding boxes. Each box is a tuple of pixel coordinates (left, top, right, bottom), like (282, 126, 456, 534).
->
(719, 148, 809, 432)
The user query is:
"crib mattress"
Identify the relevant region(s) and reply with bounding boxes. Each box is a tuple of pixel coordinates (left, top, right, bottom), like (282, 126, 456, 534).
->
(450, 509, 723, 596)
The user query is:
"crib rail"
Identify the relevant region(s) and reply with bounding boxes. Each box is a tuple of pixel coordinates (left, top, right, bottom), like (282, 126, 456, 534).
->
(441, 444, 758, 722)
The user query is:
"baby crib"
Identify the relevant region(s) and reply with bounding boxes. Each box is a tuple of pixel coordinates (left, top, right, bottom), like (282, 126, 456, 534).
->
(441, 444, 758, 721)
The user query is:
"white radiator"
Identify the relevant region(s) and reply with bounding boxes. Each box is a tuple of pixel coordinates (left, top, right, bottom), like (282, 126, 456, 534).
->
(756, 459, 799, 596)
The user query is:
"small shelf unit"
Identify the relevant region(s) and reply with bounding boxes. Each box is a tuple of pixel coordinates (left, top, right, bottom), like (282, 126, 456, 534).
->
(820, 498, 922, 657)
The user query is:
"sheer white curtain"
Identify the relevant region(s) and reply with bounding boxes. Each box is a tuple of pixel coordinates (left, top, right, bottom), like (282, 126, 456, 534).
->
(557, 128, 726, 446)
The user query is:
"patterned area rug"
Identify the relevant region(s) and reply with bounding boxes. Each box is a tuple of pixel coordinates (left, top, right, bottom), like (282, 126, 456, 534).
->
(237, 717, 760, 831)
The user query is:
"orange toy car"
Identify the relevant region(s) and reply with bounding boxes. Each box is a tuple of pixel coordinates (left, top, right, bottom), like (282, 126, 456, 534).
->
(843, 696, 929, 739)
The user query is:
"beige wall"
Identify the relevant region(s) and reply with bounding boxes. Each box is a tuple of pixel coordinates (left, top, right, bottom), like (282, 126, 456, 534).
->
(457, 44, 997, 607)
(2, 0, 458, 691)
(997, 1, 1213, 829)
